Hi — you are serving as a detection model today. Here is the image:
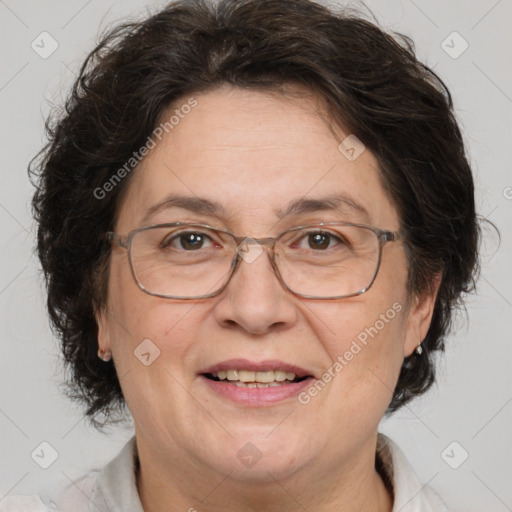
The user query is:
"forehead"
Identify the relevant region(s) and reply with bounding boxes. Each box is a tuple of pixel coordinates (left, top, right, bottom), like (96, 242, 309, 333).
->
(116, 86, 399, 233)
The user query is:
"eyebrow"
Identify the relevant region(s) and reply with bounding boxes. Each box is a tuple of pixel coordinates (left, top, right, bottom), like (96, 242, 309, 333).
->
(142, 193, 370, 224)
(275, 194, 370, 222)
(142, 195, 227, 224)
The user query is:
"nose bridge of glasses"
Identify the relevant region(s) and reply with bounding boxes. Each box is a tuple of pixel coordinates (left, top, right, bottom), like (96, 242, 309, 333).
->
(233, 235, 276, 247)
(226, 234, 287, 301)
(232, 235, 277, 268)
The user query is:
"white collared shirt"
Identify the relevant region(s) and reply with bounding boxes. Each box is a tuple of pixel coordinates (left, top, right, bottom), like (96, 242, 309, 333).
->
(0, 434, 448, 511)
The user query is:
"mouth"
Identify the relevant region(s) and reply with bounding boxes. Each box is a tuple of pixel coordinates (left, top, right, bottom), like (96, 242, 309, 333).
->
(199, 359, 315, 405)
(203, 369, 309, 388)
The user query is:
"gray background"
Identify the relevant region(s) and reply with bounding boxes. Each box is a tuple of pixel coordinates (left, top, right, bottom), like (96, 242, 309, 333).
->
(1, 0, 511, 510)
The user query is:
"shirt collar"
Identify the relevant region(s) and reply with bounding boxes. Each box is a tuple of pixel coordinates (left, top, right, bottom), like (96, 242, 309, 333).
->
(89, 436, 144, 512)
(376, 434, 448, 512)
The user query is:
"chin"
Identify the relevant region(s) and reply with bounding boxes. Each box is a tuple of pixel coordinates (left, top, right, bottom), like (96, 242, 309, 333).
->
(206, 432, 312, 482)
(225, 457, 307, 484)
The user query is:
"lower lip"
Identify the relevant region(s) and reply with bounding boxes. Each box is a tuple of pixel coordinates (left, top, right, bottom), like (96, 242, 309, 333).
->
(200, 375, 314, 406)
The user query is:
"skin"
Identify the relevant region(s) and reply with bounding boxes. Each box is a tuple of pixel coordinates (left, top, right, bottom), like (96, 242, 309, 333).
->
(97, 84, 439, 512)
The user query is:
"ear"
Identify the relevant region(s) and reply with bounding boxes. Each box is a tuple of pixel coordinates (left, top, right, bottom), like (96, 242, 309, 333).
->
(95, 305, 112, 353)
(403, 273, 442, 357)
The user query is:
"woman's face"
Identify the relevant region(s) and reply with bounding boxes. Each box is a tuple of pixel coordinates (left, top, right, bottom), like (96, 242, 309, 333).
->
(98, 85, 436, 482)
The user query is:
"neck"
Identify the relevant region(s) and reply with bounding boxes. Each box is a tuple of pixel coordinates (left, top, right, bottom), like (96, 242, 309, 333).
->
(135, 434, 393, 512)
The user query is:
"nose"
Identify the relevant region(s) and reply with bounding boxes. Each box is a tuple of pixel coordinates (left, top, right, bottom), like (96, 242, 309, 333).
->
(212, 244, 298, 335)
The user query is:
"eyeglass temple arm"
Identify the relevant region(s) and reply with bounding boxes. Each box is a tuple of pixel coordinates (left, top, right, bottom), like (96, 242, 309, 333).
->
(105, 232, 126, 249)
(381, 230, 402, 243)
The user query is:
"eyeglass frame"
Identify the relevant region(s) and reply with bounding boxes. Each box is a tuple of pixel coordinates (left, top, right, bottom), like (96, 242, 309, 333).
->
(106, 221, 402, 300)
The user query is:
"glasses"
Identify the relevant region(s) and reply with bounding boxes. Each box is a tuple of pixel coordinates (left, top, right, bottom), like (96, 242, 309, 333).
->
(107, 222, 401, 300)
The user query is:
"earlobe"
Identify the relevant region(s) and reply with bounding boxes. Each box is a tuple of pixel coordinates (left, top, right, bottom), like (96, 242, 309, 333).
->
(403, 274, 442, 358)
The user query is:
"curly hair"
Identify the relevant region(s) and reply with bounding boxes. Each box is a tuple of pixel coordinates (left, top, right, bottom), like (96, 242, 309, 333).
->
(30, 0, 480, 428)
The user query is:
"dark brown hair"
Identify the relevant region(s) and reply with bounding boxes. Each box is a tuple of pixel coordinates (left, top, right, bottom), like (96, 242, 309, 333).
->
(30, 0, 480, 428)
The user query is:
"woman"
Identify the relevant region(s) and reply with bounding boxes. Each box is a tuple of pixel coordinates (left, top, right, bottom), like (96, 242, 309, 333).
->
(3, 0, 480, 510)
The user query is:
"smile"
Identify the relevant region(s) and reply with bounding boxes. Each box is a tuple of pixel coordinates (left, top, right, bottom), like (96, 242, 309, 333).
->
(204, 369, 306, 387)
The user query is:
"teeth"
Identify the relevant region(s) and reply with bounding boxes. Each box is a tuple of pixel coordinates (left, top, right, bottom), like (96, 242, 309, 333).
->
(274, 371, 287, 381)
(211, 369, 298, 383)
(230, 381, 287, 388)
(255, 371, 275, 383)
(226, 370, 239, 381)
(239, 370, 256, 382)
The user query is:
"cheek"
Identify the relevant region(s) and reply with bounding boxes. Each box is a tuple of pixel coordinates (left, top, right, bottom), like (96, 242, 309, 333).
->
(104, 263, 204, 427)
(106, 257, 199, 368)
(313, 299, 406, 369)
(303, 273, 408, 407)
(308, 304, 407, 434)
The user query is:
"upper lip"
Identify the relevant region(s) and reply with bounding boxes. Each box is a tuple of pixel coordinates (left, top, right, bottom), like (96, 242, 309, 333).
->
(200, 359, 314, 379)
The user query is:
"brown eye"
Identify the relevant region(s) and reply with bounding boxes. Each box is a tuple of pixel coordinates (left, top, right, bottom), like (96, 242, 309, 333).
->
(162, 231, 213, 251)
(178, 233, 207, 250)
(292, 231, 343, 251)
(307, 232, 332, 250)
